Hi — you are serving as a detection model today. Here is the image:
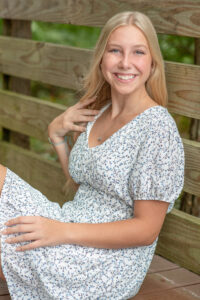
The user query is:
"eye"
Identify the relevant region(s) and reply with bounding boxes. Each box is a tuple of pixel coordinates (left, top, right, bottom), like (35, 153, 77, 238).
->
(109, 49, 120, 53)
(135, 50, 145, 55)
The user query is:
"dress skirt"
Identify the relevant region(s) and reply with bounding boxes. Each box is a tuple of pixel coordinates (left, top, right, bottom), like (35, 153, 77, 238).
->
(0, 168, 153, 300)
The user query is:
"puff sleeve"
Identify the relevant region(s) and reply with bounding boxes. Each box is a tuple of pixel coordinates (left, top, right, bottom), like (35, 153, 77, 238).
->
(128, 120, 185, 214)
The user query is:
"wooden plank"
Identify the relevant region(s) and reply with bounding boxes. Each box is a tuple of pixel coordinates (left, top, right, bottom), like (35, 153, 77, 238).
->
(148, 255, 179, 274)
(2, 19, 31, 150)
(0, 36, 200, 120)
(135, 268, 200, 296)
(166, 62, 200, 120)
(156, 208, 200, 274)
(0, 89, 66, 142)
(0, 0, 200, 37)
(0, 296, 11, 300)
(0, 36, 91, 90)
(183, 138, 200, 197)
(0, 141, 72, 206)
(0, 279, 9, 296)
(134, 284, 200, 300)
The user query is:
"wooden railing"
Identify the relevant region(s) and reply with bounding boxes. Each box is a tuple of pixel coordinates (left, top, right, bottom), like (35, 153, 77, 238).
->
(0, 0, 199, 275)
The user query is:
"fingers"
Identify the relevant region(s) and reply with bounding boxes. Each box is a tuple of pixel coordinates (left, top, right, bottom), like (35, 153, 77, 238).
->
(5, 216, 36, 226)
(70, 124, 87, 132)
(79, 109, 100, 116)
(5, 233, 35, 245)
(2, 224, 33, 235)
(16, 241, 41, 252)
(74, 115, 97, 124)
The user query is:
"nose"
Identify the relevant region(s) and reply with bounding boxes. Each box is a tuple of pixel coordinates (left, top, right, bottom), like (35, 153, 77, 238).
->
(119, 53, 132, 69)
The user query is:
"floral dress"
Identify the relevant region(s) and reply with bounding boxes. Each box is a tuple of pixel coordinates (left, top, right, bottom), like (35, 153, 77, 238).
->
(0, 103, 185, 300)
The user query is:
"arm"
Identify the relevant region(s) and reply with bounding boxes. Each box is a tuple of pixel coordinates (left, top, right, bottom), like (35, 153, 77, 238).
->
(47, 131, 71, 181)
(3, 200, 169, 251)
(66, 200, 169, 248)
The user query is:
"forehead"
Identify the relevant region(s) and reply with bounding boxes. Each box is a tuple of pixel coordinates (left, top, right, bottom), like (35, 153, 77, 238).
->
(107, 25, 148, 47)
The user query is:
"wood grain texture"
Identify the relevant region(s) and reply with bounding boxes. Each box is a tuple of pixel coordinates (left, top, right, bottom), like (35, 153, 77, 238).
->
(0, 296, 11, 300)
(0, 36, 90, 91)
(165, 62, 200, 119)
(0, 36, 200, 120)
(2, 19, 32, 150)
(156, 208, 200, 275)
(0, 0, 200, 37)
(183, 138, 200, 197)
(0, 89, 66, 142)
(0, 141, 70, 206)
(0, 279, 9, 296)
(134, 282, 200, 300)
(148, 255, 179, 274)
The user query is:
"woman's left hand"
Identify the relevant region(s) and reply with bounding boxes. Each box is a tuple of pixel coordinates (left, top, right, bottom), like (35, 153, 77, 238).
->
(1, 216, 69, 252)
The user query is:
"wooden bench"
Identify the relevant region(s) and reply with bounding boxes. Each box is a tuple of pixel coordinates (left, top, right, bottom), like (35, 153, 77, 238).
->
(0, 0, 199, 299)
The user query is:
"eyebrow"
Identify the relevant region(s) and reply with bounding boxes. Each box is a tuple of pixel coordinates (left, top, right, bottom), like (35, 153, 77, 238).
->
(107, 43, 147, 49)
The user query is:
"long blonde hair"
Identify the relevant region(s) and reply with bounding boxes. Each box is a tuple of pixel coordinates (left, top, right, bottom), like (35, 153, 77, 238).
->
(63, 11, 168, 198)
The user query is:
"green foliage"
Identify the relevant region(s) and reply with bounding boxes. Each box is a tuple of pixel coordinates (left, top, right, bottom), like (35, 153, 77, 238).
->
(32, 21, 101, 48)
(158, 34, 194, 64)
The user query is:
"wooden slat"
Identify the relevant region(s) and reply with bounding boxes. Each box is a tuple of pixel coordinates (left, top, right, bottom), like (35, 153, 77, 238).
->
(183, 138, 200, 197)
(148, 255, 179, 274)
(0, 296, 11, 300)
(0, 91, 199, 197)
(135, 282, 200, 300)
(0, 280, 9, 296)
(156, 208, 200, 274)
(166, 62, 200, 119)
(0, 0, 200, 37)
(0, 36, 200, 120)
(0, 141, 71, 206)
(137, 268, 200, 294)
(0, 36, 91, 90)
(0, 89, 66, 142)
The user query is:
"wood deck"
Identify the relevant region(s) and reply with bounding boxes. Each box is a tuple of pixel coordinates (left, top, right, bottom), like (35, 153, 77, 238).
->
(133, 255, 200, 300)
(0, 255, 199, 299)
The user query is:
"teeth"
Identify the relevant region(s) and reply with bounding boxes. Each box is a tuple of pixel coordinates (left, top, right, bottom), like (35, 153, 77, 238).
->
(116, 74, 135, 80)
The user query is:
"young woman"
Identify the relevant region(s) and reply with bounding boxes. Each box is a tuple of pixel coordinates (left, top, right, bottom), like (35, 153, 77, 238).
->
(0, 11, 184, 299)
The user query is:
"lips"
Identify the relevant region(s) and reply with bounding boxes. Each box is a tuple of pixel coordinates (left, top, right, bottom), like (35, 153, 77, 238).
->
(114, 73, 137, 82)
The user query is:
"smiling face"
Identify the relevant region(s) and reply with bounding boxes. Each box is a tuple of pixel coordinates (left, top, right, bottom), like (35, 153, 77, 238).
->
(100, 25, 152, 100)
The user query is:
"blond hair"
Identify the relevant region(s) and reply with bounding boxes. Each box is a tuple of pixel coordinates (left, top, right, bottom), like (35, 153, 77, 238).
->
(63, 11, 168, 198)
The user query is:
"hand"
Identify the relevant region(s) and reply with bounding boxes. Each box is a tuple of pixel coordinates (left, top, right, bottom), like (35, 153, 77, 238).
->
(1, 216, 69, 252)
(48, 97, 100, 141)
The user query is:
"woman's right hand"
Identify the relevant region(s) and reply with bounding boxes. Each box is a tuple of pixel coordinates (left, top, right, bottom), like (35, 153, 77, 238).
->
(48, 97, 100, 142)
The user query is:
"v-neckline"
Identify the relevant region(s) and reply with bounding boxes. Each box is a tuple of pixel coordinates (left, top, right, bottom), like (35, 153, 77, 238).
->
(87, 102, 164, 150)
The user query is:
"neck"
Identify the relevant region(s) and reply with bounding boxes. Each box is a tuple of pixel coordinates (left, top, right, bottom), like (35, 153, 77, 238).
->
(109, 88, 152, 120)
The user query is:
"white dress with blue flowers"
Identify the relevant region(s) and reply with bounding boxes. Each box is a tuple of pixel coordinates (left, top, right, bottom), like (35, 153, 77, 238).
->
(0, 103, 185, 300)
